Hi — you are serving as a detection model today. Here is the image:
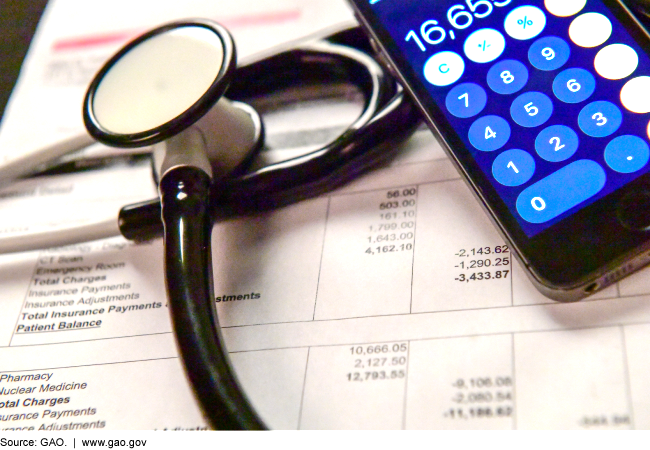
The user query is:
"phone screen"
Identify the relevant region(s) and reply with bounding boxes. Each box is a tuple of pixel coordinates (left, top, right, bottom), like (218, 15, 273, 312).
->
(355, 0, 650, 237)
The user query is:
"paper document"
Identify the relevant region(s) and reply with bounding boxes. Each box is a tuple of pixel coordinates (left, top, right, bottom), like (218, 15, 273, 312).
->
(1, 0, 650, 431)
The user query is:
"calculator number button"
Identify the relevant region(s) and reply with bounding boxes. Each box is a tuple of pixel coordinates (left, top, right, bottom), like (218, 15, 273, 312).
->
(578, 101, 622, 137)
(510, 92, 553, 128)
(516, 159, 606, 223)
(468, 115, 511, 151)
(487, 59, 528, 94)
(528, 36, 570, 71)
(492, 149, 535, 186)
(446, 83, 487, 118)
(552, 68, 595, 103)
(535, 125, 579, 162)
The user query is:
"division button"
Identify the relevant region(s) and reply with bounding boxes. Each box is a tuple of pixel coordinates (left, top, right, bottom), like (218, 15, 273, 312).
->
(535, 125, 579, 162)
(487, 59, 529, 94)
(552, 68, 595, 103)
(492, 149, 536, 186)
(578, 100, 622, 137)
(516, 159, 606, 223)
(604, 135, 650, 173)
(424, 51, 465, 86)
(620, 76, 650, 113)
(468, 115, 511, 151)
(504, 5, 546, 40)
(445, 83, 487, 118)
(464, 28, 506, 63)
(569, 13, 612, 48)
(528, 36, 570, 71)
(594, 44, 638, 80)
(510, 91, 554, 128)
(544, 0, 586, 17)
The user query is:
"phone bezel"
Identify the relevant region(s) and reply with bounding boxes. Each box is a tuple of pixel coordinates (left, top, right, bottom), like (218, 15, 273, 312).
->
(349, 0, 650, 295)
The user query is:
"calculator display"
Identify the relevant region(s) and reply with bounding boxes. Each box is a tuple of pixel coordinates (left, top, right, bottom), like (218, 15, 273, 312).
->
(363, 0, 650, 236)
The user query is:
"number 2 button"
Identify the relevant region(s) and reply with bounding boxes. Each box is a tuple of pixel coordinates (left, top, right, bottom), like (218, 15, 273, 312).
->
(445, 83, 487, 118)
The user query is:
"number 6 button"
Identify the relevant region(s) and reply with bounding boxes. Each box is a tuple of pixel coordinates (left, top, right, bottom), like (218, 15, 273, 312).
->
(510, 91, 553, 127)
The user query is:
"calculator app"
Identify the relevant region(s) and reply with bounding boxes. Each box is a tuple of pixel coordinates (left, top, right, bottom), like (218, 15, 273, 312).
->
(369, 0, 650, 236)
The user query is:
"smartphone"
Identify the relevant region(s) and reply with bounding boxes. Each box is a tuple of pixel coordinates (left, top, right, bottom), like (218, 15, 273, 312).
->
(348, 0, 650, 301)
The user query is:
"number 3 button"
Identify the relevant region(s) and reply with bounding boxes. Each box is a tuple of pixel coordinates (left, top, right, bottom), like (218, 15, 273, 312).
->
(578, 101, 622, 137)
(492, 149, 535, 186)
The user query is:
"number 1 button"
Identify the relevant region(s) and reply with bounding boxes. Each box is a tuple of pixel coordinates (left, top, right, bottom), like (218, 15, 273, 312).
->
(492, 149, 535, 186)
(446, 83, 487, 118)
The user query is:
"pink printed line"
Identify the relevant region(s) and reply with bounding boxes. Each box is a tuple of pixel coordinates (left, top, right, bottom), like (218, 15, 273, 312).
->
(52, 8, 302, 52)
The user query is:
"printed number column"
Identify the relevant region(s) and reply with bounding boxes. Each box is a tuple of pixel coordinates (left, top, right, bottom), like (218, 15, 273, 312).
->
(299, 341, 409, 429)
(314, 187, 418, 320)
(405, 334, 515, 429)
(412, 180, 512, 312)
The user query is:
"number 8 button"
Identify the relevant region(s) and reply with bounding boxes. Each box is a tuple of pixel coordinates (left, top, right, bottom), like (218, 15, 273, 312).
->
(487, 60, 529, 95)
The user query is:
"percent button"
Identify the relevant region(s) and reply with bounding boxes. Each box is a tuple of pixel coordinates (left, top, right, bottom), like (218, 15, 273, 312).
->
(505, 5, 546, 40)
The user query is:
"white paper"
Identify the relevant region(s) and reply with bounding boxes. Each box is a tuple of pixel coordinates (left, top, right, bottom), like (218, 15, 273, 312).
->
(0, 0, 649, 431)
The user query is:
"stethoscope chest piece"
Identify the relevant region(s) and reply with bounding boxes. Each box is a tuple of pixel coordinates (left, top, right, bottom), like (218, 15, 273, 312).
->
(83, 20, 263, 179)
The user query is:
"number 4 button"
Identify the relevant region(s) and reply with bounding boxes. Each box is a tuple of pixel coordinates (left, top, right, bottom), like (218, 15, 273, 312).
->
(468, 115, 511, 151)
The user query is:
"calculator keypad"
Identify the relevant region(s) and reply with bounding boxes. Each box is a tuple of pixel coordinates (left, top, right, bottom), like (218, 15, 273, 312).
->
(438, 2, 650, 228)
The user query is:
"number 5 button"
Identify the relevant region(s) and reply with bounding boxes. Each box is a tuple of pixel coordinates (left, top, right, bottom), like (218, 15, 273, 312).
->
(510, 91, 553, 128)
(492, 149, 535, 186)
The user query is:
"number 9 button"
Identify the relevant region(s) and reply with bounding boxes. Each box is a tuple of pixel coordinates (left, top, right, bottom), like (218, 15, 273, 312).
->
(487, 60, 529, 95)
(528, 36, 570, 71)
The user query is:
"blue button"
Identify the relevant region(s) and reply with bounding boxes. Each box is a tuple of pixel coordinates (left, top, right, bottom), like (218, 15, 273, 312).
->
(604, 135, 650, 173)
(468, 115, 511, 152)
(516, 159, 606, 223)
(445, 83, 487, 118)
(528, 36, 570, 71)
(535, 125, 579, 162)
(552, 68, 595, 104)
(487, 60, 529, 95)
(492, 149, 535, 186)
(510, 91, 553, 128)
(578, 101, 622, 138)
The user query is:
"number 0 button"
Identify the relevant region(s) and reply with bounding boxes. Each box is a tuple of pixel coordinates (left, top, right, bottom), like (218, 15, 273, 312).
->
(492, 149, 536, 186)
(578, 100, 622, 137)
(445, 83, 487, 118)
(510, 92, 553, 128)
(468, 115, 511, 151)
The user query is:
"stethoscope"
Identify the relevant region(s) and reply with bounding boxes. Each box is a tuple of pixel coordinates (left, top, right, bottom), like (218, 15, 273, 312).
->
(0, 21, 419, 429)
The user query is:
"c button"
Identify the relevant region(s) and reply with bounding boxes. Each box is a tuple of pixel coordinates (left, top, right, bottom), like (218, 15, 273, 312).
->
(424, 51, 465, 86)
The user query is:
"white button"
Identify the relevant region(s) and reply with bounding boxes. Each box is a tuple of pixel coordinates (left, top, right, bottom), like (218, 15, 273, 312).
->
(594, 44, 638, 80)
(463, 28, 505, 63)
(569, 13, 612, 48)
(423, 51, 465, 86)
(621, 76, 650, 113)
(504, 6, 546, 41)
(544, 0, 586, 17)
